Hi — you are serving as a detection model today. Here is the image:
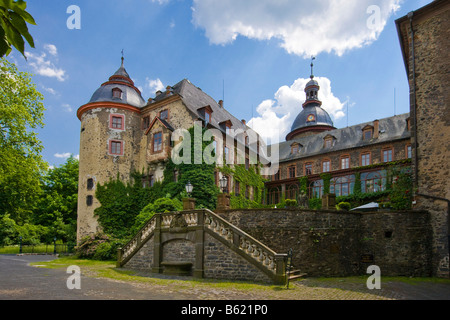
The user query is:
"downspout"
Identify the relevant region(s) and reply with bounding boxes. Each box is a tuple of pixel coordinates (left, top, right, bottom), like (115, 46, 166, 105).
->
(407, 11, 419, 192)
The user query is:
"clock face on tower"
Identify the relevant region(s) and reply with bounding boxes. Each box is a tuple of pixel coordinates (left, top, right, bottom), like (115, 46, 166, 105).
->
(307, 114, 316, 123)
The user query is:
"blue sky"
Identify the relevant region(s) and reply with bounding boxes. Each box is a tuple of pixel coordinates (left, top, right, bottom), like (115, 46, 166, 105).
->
(8, 0, 432, 168)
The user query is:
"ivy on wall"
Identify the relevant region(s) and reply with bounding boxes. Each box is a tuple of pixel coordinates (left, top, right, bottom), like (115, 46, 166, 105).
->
(219, 164, 267, 209)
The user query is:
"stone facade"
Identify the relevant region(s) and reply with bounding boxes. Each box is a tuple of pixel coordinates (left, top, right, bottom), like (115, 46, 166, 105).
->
(76, 64, 261, 242)
(396, 0, 450, 277)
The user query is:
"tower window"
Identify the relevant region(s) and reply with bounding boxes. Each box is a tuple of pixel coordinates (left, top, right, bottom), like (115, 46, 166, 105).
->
(86, 195, 93, 206)
(112, 88, 122, 99)
(87, 178, 94, 190)
(110, 114, 124, 130)
(109, 140, 123, 156)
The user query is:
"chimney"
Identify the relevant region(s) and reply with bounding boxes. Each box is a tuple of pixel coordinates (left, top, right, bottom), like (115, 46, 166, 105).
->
(166, 86, 172, 96)
(373, 120, 379, 139)
(218, 100, 223, 108)
(241, 119, 246, 125)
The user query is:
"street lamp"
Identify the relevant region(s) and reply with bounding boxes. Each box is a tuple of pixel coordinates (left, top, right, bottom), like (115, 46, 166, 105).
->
(185, 181, 193, 197)
(53, 236, 57, 255)
(219, 176, 228, 193)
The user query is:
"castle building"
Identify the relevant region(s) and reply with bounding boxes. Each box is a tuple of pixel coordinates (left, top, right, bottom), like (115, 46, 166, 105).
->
(265, 65, 412, 205)
(76, 58, 261, 241)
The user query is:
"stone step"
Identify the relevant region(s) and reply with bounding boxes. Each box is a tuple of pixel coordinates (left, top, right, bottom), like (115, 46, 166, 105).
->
(288, 270, 306, 280)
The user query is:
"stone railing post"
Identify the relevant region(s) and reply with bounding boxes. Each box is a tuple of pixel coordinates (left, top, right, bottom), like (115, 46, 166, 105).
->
(151, 214, 163, 274)
(193, 210, 205, 279)
(274, 253, 288, 285)
(116, 248, 123, 267)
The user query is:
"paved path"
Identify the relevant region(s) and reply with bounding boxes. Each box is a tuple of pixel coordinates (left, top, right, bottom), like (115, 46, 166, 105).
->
(1, 255, 449, 301)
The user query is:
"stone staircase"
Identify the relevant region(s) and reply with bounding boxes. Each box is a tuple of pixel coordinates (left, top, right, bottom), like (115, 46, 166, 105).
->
(117, 209, 295, 284)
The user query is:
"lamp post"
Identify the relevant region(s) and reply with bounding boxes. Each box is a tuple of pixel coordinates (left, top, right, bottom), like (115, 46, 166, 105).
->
(217, 176, 230, 211)
(19, 236, 22, 254)
(185, 181, 193, 197)
(53, 237, 57, 255)
(183, 181, 195, 210)
(219, 176, 228, 193)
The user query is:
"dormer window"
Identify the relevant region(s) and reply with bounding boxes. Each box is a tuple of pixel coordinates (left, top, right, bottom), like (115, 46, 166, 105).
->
(198, 105, 213, 126)
(291, 143, 301, 154)
(112, 88, 122, 99)
(219, 120, 232, 134)
(323, 135, 335, 148)
(362, 125, 374, 140)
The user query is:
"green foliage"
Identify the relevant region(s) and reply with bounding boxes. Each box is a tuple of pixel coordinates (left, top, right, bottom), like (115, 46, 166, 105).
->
(298, 176, 308, 194)
(285, 199, 297, 207)
(131, 197, 183, 235)
(221, 164, 266, 209)
(162, 125, 219, 210)
(95, 176, 143, 239)
(0, 214, 51, 245)
(32, 156, 79, 242)
(336, 202, 351, 211)
(0, 0, 36, 58)
(320, 173, 332, 195)
(76, 232, 118, 260)
(0, 58, 46, 222)
(388, 168, 413, 210)
(308, 198, 322, 210)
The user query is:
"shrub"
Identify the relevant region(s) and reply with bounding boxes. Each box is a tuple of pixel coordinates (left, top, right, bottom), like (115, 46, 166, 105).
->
(285, 199, 298, 207)
(336, 202, 351, 211)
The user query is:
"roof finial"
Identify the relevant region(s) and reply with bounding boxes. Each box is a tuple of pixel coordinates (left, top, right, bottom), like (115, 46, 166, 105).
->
(121, 49, 124, 66)
(310, 56, 316, 79)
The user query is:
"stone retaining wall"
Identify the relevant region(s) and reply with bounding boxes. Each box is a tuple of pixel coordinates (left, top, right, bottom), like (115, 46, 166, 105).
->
(218, 209, 432, 277)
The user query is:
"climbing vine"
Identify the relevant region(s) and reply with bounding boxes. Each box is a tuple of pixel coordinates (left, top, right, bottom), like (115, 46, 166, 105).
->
(219, 163, 267, 209)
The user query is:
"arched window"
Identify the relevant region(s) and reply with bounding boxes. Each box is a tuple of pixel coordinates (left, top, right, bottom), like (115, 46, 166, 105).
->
(286, 184, 299, 200)
(309, 180, 323, 199)
(330, 175, 355, 197)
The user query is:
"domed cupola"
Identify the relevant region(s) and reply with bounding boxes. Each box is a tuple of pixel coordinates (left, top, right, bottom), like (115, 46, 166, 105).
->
(86, 57, 145, 109)
(286, 59, 335, 141)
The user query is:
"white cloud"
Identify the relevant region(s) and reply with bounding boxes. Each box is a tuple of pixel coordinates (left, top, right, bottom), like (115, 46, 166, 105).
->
(146, 77, 165, 96)
(25, 44, 67, 81)
(247, 77, 345, 143)
(62, 104, 73, 113)
(54, 152, 72, 159)
(44, 44, 58, 56)
(191, 0, 401, 57)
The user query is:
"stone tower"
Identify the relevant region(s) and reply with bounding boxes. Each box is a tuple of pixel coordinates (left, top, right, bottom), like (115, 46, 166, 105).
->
(76, 58, 146, 242)
(396, 0, 450, 277)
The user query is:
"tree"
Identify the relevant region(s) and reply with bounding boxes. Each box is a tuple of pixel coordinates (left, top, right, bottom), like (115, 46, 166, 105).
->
(0, 57, 46, 222)
(32, 156, 79, 242)
(0, 0, 35, 58)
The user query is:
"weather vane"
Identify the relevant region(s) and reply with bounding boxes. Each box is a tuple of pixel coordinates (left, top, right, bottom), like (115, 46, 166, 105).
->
(310, 56, 316, 79)
(121, 49, 124, 64)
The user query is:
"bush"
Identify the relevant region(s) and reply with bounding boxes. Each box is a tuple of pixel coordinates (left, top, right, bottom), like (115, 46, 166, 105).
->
(131, 197, 183, 235)
(336, 202, 351, 211)
(285, 199, 298, 207)
(76, 233, 121, 260)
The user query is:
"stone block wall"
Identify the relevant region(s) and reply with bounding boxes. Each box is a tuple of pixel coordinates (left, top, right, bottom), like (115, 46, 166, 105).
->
(219, 209, 432, 277)
(203, 233, 272, 283)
